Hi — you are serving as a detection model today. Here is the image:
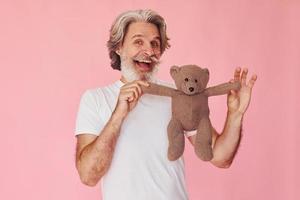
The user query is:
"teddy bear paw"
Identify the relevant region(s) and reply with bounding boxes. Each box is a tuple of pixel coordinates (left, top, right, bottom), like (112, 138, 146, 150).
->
(195, 146, 213, 161)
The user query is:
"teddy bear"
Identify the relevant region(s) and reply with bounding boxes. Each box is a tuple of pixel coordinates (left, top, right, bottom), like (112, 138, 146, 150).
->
(141, 65, 241, 161)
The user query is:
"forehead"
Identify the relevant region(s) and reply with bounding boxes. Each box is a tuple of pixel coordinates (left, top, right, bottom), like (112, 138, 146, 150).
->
(125, 22, 160, 39)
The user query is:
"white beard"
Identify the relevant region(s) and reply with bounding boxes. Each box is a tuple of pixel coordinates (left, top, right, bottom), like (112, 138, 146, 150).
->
(120, 58, 158, 82)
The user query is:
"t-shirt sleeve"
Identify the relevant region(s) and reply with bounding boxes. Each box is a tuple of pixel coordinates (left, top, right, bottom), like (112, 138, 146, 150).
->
(74, 89, 105, 136)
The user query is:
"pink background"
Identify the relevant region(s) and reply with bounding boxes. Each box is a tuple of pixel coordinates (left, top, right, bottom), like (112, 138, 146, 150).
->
(1, 0, 299, 199)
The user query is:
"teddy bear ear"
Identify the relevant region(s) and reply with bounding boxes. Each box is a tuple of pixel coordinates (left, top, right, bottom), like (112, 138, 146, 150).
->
(203, 68, 209, 75)
(170, 65, 180, 77)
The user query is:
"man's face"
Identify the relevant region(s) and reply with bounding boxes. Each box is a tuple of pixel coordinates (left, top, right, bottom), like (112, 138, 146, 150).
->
(117, 22, 162, 81)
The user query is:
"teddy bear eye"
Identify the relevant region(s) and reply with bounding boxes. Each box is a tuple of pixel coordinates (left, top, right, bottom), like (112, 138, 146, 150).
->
(195, 79, 198, 83)
(185, 78, 189, 82)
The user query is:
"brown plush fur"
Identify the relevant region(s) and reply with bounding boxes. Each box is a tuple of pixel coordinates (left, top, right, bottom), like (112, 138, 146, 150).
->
(142, 65, 241, 161)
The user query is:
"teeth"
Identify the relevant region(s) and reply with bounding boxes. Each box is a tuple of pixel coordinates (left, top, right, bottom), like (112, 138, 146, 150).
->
(135, 59, 152, 63)
(141, 60, 151, 63)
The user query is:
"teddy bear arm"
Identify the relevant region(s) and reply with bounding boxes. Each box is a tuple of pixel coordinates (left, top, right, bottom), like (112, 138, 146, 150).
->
(204, 82, 241, 97)
(141, 82, 176, 97)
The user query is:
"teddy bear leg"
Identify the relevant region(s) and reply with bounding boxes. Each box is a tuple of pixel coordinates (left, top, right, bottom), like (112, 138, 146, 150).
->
(195, 117, 213, 161)
(167, 118, 185, 161)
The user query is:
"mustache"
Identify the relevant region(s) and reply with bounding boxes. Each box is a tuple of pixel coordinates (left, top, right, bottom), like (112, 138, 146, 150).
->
(132, 54, 160, 65)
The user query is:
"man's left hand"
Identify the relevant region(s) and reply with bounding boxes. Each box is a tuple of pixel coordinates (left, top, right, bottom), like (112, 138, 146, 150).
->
(227, 67, 257, 115)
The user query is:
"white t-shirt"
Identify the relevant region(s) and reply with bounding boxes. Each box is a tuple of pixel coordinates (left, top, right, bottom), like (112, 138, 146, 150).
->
(75, 79, 195, 200)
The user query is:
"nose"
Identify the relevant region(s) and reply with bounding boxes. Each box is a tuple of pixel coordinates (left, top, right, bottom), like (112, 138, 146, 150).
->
(143, 48, 154, 57)
(189, 87, 194, 92)
(142, 43, 155, 56)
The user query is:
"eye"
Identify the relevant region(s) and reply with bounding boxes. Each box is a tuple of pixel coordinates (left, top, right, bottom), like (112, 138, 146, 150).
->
(195, 79, 198, 83)
(151, 40, 160, 49)
(185, 78, 189, 82)
(134, 39, 143, 46)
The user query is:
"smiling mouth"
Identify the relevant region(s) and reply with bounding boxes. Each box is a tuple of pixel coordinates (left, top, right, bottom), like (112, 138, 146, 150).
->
(133, 59, 153, 71)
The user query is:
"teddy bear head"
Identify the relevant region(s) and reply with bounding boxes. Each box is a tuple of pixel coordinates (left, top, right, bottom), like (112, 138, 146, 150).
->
(170, 65, 210, 95)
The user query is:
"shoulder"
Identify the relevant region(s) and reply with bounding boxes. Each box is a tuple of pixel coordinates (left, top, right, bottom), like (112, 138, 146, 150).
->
(80, 87, 102, 103)
(79, 81, 120, 107)
(82, 80, 121, 99)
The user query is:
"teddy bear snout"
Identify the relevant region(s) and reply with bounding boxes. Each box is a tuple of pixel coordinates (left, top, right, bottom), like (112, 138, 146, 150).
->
(189, 87, 194, 92)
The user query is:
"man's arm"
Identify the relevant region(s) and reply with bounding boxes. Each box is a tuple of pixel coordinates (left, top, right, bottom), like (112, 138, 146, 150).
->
(211, 112, 243, 168)
(187, 112, 242, 168)
(75, 80, 149, 186)
(75, 111, 125, 186)
(210, 67, 256, 167)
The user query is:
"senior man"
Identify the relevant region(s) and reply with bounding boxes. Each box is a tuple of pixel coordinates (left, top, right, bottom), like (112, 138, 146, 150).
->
(74, 9, 257, 200)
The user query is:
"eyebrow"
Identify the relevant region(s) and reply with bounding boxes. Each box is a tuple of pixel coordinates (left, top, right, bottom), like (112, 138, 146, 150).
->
(131, 34, 144, 39)
(131, 34, 161, 41)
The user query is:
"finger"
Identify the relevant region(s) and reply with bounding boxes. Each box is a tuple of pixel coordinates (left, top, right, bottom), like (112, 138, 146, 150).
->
(136, 80, 150, 87)
(121, 89, 138, 102)
(134, 81, 147, 95)
(128, 95, 134, 102)
(126, 87, 139, 100)
(134, 83, 142, 96)
(229, 78, 234, 83)
(122, 83, 141, 96)
(247, 74, 257, 89)
(241, 68, 248, 85)
(128, 86, 142, 98)
(122, 82, 138, 89)
(230, 89, 237, 96)
(234, 67, 241, 81)
(120, 91, 135, 102)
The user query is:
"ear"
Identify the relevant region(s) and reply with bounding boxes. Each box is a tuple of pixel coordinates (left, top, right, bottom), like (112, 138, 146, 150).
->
(115, 45, 122, 56)
(203, 68, 209, 75)
(170, 65, 180, 78)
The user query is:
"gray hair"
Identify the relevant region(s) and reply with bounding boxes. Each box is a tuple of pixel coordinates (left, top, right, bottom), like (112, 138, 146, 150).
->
(107, 9, 171, 70)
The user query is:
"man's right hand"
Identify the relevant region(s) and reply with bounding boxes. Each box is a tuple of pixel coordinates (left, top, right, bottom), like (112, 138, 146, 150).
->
(114, 80, 149, 118)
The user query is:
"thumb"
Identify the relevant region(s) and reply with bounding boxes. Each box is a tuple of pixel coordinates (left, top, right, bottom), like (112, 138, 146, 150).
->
(230, 89, 237, 96)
